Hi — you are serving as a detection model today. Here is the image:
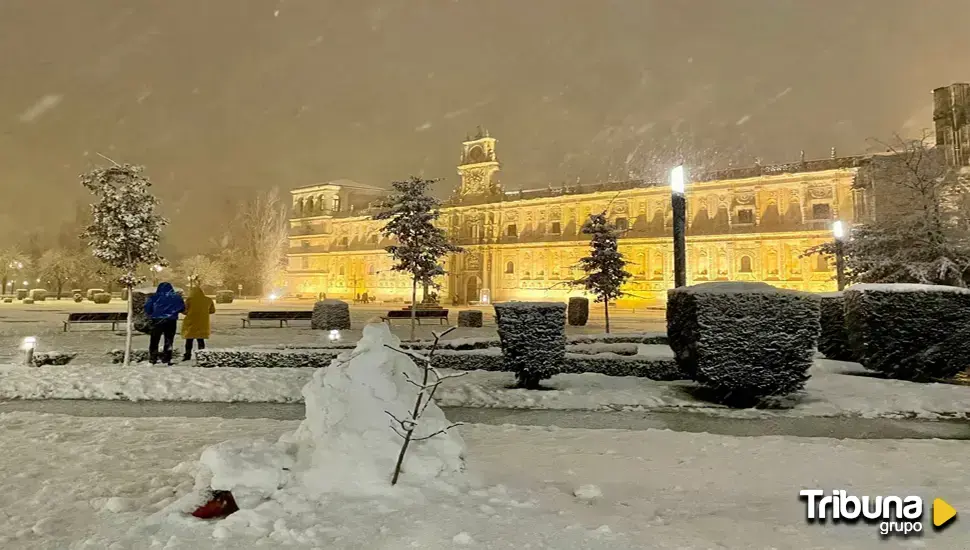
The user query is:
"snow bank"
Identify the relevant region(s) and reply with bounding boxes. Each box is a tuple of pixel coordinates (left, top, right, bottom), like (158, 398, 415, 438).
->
(190, 322, 465, 508)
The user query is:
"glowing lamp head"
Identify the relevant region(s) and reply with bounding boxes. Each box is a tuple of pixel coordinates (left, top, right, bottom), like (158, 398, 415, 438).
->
(21, 336, 36, 350)
(22, 281, 28, 286)
(268, 293, 278, 300)
(670, 165, 686, 194)
(328, 329, 341, 342)
(16, 262, 22, 269)
(832, 221, 845, 240)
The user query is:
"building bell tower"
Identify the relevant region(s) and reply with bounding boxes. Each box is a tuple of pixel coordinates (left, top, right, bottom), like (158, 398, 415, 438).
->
(457, 127, 501, 199)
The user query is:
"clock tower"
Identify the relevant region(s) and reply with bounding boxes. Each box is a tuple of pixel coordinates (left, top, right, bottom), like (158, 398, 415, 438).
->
(457, 127, 501, 199)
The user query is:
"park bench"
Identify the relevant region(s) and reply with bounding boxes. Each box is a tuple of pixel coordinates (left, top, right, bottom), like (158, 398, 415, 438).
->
(381, 309, 449, 325)
(241, 310, 312, 328)
(63, 312, 128, 332)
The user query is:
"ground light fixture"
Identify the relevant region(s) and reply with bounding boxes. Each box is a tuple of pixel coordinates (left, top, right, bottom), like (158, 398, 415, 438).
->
(21, 336, 36, 366)
(329, 329, 341, 342)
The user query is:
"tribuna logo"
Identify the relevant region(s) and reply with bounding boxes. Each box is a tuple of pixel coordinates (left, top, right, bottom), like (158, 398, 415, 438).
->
(800, 489, 923, 536)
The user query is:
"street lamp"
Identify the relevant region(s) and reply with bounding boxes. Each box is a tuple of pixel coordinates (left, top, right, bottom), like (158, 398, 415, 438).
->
(832, 221, 847, 291)
(21, 336, 36, 366)
(670, 165, 688, 288)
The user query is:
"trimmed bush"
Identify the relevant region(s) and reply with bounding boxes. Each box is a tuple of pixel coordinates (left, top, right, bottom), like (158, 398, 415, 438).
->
(311, 299, 351, 330)
(195, 348, 344, 368)
(566, 332, 667, 346)
(844, 283, 970, 381)
(22, 298, 34, 304)
(457, 310, 483, 328)
(2, 297, 11, 303)
(667, 282, 820, 407)
(29, 289, 47, 302)
(86, 288, 104, 301)
(818, 292, 852, 361)
(107, 349, 152, 364)
(73, 294, 83, 303)
(32, 351, 77, 366)
(568, 297, 589, 326)
(15, 289, 28, 300)
(215, 290, 234, 304)
(93, 292, 112, 304)
(130, 289, 154, 334)
(494, 301, 567, 389)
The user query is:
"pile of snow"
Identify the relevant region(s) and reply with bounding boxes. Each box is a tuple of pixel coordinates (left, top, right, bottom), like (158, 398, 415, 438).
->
(184, 322, 465, 512)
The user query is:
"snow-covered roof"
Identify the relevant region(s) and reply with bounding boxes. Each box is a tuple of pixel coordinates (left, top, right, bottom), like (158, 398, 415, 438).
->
(291, 179, 385, 193)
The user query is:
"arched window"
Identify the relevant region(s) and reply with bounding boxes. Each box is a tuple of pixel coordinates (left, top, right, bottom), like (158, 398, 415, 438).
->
(505, 261, 514, 274)
(739, 255, 753, 273)
(331, 196, 341, 212)
(368, 264, 375, 275)
(615, 217, 629, 231)
(338, 266, 345, 276)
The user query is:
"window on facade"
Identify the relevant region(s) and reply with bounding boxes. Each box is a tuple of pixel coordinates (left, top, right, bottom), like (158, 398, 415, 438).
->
(814, 254, 830, 272)
(812, 203, 832, 220)
(339, 266, 345, 276)
(736, 209, 755, 225)
(340, 237, 348, 246)
(331, 197, 341, 212)
(368, 264, 375, 275)
(505, 261, 514, 274)
(301, 257, 309, 270)
(615, 217, 629, 231)
(550, 221, 561, 234)
(301, 240, 310, 249)
(369, 234, 378, 244)
(739, 255, 753, 273)
(506, 224, 517, 237)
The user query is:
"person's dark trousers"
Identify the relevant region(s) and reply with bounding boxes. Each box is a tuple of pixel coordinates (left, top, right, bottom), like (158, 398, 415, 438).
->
(148, 319, 178, 365)
(183, 338, 206, 361)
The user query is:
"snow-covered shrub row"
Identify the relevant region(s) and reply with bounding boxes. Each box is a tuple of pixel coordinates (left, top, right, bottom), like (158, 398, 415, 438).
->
(194, 348, 344, 368)
(818, 293, 852, 361)
(431, 348, 505, 372)
(2, 297, 11, 303)
(215, 290, 234, 304)
(494, 301, 567, 388)
(431, 348, 683, 379)
(568, 296, 589, 326)
(107, 349, 151, 363)
(566, 343, 638, 356)
(457, 309, 483, 327)
(668, 282, 820, 407)
(311, 299, 351, 330)
(130, 289, 155, 334)
(31, 351, 78, 366)
(29, 289, 47, 302)
(844, 283, 970, 381)
(566, 332, 668, 346)
(93, 292, 112, 304)
(15, 289, 27, 300)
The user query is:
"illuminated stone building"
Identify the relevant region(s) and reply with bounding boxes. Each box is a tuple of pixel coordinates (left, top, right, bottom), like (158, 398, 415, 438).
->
(285, 130, 866, 307)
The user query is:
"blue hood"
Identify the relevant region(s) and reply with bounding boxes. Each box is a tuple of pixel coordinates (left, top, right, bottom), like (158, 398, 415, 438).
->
(144, 282, 185, 320)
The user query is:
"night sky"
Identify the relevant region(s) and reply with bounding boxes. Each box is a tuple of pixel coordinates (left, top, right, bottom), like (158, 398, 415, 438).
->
(2, 0, 968, 252)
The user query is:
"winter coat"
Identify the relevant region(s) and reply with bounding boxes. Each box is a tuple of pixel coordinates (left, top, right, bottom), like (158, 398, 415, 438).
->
(144, 282, 185, 320)
(181, 286, 216, 339)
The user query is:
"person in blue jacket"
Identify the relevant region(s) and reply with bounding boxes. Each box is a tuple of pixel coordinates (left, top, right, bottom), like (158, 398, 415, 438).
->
(144, 282, 186, 365)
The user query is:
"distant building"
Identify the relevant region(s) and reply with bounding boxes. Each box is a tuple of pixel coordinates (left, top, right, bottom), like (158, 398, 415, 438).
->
(934, 83, 970, 167)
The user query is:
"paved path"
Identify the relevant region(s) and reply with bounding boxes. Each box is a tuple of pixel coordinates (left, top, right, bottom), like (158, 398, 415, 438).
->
(2, 399, 968, 440)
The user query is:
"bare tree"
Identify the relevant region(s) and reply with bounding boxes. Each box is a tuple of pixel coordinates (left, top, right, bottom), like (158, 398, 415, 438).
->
(175, 254, 226, 290)
(232, 188, 289, 296)
(37, 249, 79, 299)
(0, 247, 29, 295)
(384, 327, 465, 486)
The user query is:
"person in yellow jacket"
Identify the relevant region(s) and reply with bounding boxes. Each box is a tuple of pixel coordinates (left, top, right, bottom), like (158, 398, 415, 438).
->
(181, 286, 216, 361)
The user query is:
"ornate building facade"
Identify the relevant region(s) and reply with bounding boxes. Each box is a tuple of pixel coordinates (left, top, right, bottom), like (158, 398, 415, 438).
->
(285, 130, 865, 307)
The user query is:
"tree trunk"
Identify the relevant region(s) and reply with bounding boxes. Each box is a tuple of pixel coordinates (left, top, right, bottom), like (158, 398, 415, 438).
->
(410, 278, 418, 342)
(1, 276, 6, 295)
(604, 299, 611, 334)
(422, 281, 429, 303)
(56, 280, 63, 300)
(123, 284, 134, 366)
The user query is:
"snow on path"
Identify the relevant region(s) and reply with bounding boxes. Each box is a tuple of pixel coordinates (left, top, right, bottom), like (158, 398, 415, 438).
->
(1, 358, 969, 419)
(1, 412, 967, 549)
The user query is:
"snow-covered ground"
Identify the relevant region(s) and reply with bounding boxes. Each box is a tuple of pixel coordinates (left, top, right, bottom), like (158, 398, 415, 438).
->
(1, 412, 966, 549)
(2, 357, 969, 419)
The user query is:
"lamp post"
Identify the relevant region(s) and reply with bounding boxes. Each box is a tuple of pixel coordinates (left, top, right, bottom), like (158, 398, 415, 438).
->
(670, 165, 688, 288)
(832, 221, 847, 291)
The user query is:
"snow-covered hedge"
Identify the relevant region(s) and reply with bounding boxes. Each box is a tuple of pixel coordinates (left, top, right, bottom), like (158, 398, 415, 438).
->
(494, 301, 567, 388)
(108, 349, 151, 364)
(818, 292, 852, 361)
(32, 351, 77, 366)
(22, 298, 34, 304)
(431, 347, 683, 379)
(457, 310, 483, 328)
(194, 348, 345, 368)
(93, 292, 111, 304)
(844, 283, 970, 381)
(215, 290, 234, 304)
(130, 289, 154, 334)
(568, 297, 589, 326)
(86, 288, 104, 301)
(311, 299, 351, 330)
(15, 289, 28, 300)
(29, 289, 47, 302)
(667, 282, 820, 406)
(2, 297, 11, 303)
(566, 332, 667, 346)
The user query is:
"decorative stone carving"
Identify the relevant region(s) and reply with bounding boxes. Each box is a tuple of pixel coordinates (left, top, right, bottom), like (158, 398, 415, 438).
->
(808, 186, 833, 199)
(735, 192, 754, 204)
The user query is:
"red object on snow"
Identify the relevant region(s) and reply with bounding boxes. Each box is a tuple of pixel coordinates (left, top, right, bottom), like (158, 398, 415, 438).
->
(191, 490, 239, 519)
